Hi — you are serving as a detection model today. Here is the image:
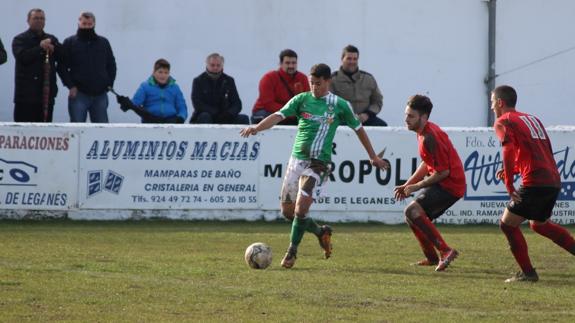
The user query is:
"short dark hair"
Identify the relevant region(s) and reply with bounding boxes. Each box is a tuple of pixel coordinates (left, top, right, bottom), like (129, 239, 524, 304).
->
(492, 85, 517, 107)
(154, 58, 170, 71)
(27, 8, 44, 20)
(341, 44, 359, 59)
(279, 49, 297, 63)
(407, 94, 433, 117)
(310, 64, 331, 80)
(80, 11, 96, 22)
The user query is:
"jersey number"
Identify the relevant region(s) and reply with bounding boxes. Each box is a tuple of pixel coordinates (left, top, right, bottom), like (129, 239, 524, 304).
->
(519, 115, 546, 140)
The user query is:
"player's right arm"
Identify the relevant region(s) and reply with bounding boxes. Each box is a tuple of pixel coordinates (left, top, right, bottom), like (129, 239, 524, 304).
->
(494, 119, 519, 200)
(239, 113, 283, 137)
(394, 161, 428, 200)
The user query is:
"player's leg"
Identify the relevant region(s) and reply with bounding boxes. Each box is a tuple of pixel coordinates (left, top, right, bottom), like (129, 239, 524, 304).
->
(280, 157, 302, 221)
(279, 158, 323, 233)
(281, 191, 313, 268)
(405, 201, 456, 271)
(530, 220, 575, 255)
(500, 209, 539, 282)
(407, 185, 459, 271)
(299, 160, 332, 258)
(526, 187, 575, 255)
(405, 216, 439, 266)
(281, 160, 330, 268)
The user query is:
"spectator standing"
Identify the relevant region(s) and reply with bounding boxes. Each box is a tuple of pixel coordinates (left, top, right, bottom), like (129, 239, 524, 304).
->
(190, 53, 248, 124)
(61, 11, 116, 123)
(116, 59, 187, 123)
(330, 45, 387, 126)
(0, 37, 7, 65)
(251, 49, 310, 125)
(12, 8, 64, 122)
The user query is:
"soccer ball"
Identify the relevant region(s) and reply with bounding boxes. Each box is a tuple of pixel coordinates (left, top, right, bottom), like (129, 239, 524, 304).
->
(244, 242, 272, 269)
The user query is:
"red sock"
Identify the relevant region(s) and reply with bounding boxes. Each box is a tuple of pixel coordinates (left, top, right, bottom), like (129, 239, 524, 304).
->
(407, 218, 439, 262)
(530, 221, 575, 255)
(500, 222, 534, 273)
(412, 215, 450, 252)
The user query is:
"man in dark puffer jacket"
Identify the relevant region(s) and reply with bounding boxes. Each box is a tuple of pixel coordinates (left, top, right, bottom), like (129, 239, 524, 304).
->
(61, 11, 116, 123)
(190, 53, 249, 124)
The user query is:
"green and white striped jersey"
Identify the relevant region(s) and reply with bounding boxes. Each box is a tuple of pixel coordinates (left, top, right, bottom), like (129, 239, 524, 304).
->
(277, 91, 361, 163)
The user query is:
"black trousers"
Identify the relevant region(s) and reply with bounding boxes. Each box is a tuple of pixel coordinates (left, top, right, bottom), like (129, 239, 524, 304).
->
(14, 102, 54, 122)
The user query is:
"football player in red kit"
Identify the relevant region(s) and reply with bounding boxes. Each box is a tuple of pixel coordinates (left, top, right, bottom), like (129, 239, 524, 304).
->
(492, 85, 575, 283)
(394, 95, 465, 272)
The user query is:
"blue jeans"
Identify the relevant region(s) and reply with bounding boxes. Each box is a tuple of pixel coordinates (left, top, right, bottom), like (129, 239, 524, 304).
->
(68, 91, 109, 123)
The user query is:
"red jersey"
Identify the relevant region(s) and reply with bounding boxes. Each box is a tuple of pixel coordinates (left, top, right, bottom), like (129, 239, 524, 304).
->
(418, 122, 466, 198)
(252, 69, 310, 113)
(494, 111, 560, 193)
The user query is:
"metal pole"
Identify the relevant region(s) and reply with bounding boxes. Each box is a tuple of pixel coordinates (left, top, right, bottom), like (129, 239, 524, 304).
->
(485, 0, 497, 126)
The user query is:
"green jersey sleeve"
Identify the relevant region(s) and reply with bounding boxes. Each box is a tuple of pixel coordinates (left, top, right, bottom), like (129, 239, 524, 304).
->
(339, 98, 362, 130)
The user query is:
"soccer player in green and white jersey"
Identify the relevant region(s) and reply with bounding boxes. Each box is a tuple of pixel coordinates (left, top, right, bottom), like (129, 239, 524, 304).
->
(240, 63, 389, 268)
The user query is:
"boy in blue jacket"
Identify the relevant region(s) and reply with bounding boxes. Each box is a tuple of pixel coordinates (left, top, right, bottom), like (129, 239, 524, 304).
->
(117, 58, 187, 123)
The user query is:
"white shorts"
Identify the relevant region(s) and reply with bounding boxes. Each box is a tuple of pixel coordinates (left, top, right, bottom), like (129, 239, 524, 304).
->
(280, 157, 329, 203)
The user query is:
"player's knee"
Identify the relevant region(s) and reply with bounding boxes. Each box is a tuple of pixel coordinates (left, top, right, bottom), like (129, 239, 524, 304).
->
(404, 203, 418, 221)
(281, 203, 295, 221)
(528, 220, 547, 233)
(499, 220, 506, 232)
(499, 220, 515, 234)
(294, 204, 309, 218)
(281, 210, 294, 221)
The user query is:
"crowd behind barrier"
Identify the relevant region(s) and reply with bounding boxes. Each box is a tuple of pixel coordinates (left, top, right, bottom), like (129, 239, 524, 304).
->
(1, 8, 388, 127)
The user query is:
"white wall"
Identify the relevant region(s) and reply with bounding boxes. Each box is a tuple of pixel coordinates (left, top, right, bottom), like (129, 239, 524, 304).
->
(0, 0, 572, 126)
(496, 0, 575, 126)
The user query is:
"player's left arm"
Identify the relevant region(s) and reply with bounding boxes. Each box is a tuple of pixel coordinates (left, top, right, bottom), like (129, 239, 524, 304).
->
(404, 168, 450, 196)
(354, 127, 389, 169)
(394, 161, 428, 200)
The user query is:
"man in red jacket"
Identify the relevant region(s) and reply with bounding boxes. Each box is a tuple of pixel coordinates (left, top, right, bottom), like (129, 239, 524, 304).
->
(251, 49, 309, 125)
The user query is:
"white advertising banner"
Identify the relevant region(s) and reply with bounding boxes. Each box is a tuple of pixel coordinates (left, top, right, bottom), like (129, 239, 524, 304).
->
(77, 125, 260, 210)
(1, 123, 574, 224)
(0, 125, 78, 210)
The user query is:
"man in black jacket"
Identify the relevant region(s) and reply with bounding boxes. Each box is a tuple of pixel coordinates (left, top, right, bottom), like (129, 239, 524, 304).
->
(0, 37, 7, 65)
(190, 53, 249, 124)
(12, 8, 64, 122)
(61, 11, 116, 123)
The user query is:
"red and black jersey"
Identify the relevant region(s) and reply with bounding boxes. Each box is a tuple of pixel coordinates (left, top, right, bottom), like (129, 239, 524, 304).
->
(417, 122, 466, 198)
(494, 111, 560, 193)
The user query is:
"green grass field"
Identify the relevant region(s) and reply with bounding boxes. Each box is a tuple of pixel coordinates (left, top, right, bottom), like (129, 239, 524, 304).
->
(1, 220, 574, 322)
